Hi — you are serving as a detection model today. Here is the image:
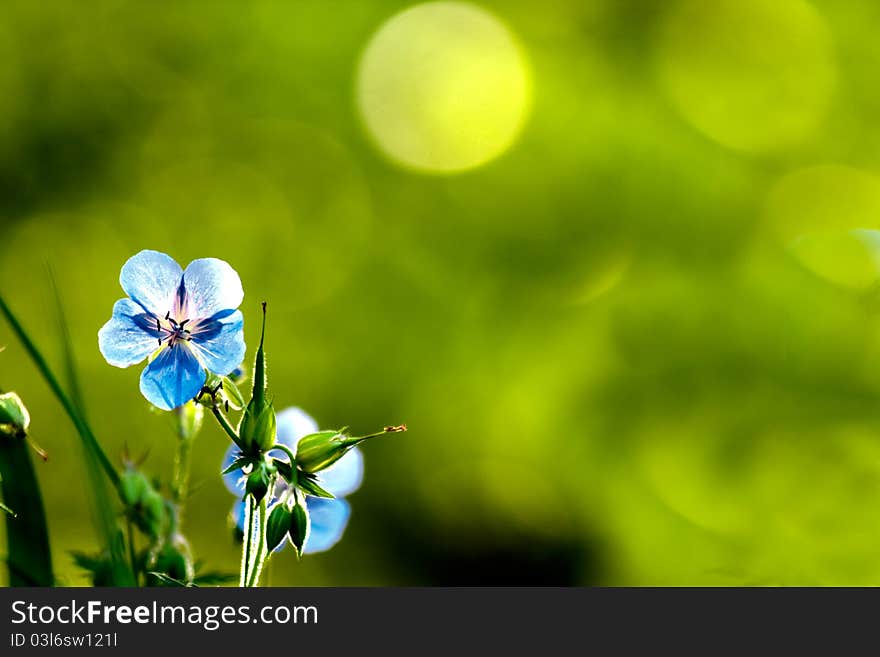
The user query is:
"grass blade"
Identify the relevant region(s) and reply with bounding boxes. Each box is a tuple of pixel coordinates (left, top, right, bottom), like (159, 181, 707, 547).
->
(48, 272, 132, 585)
(0, 291, 119, 488)
(0, 432, 53, 585)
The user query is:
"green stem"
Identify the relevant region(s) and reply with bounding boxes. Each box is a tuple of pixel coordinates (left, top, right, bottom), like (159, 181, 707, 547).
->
(211, 407, 241, 447)
(126, 519, 139, 586)
(0, 294, 119, 488)
(271, 443, 296, 465)
(240, 496, 255, 587)
(247, 496, 269, 587)
(171, 434, 193, 507)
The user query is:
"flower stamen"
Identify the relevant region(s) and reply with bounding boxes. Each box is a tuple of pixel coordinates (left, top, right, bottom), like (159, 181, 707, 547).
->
(156, 312, 194, 348)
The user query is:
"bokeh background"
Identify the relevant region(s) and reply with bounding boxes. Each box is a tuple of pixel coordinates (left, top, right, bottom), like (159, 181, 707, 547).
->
(3, 0, 880, 585)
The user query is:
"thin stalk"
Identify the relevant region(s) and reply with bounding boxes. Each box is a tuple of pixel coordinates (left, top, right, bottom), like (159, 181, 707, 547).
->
(126, 519, 139, 586)
(271, 443, 296, 465)
(0, 294, 119, 488)
(171, 434, 193, 507)
(240, 496, 255, 587)
(211, 407, 241, 447)
(247, 496, 269, 587)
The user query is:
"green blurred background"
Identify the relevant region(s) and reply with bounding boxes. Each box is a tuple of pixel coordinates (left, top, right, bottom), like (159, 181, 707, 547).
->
(4, 0, 880, 585)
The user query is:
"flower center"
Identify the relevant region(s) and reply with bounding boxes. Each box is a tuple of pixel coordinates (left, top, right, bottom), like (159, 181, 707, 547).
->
(156, 311, 193, 349)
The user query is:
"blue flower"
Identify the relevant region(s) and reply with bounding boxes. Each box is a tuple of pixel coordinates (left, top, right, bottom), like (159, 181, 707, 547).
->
(223, 407, 364, 554)
(99, 250, 246, 411)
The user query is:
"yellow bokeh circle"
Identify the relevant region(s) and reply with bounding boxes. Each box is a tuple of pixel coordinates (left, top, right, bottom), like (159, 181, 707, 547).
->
(765, 165, 880, 289)
(657, 0, 835, 153)
(356, 1, 532, 173)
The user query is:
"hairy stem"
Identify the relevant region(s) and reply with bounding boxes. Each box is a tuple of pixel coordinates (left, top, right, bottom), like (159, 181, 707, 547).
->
(240, 496, 255, 587)
(247, 496, 269, 587)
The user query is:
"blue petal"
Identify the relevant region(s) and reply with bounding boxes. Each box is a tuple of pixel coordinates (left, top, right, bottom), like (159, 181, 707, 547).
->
(316, 448, 364, 498)
(98, 298, 161, 368)
(274, 407, 319, 451)
(119, 250, 183, 317)
(190, 310, 245, 376)
(139, 344, 206, 411)
(304, 497, 351, 554)
(182, 258, 244, 319)
(232, 501, 245, 532)
(222, 443, 247, 495)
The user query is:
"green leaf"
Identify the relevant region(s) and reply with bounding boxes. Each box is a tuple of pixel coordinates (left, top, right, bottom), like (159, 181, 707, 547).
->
(266, 503, 293, 552)
(297, 473, 335, 499)
(222, 455, 251, 476)
(273, 458, 294, 483)
(0, 432, 53, 585)
(289, 501, 310, 558)
(192, 570, 237, 585)
(147, 572, 193, 587)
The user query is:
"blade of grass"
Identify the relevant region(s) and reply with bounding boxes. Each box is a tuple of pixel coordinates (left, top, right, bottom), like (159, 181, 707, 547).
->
(0, 292, 119, 488)
(0, 426, 53, 586)
(48, 271, 132, 585)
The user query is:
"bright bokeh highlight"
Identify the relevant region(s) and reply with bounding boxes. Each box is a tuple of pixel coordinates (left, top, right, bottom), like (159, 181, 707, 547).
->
(356, 2, 531, 173)
(657, 0, 835, 153)
(765, 165, 880, 289)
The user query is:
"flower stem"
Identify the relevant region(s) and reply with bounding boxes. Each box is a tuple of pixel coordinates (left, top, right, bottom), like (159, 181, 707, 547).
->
(171, 433, 193, 508)
(126, 519, 139, 586)
(247, 496, 269, 587)
(271, 443, 296, 465)
(211, 406, 241, 446)
(240, 496, 255, 587)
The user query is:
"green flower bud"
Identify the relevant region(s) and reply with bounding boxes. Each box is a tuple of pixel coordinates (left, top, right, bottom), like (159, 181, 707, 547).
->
(0, 392, 30, 439)
(119, 470, 150, 507)
(239, 403, 276, 452)
(121, 469, 168, 539)
(141, 489, 167, 539)
(289, 493, 310, 558)
(294, 431, 354, 474)
(235, 303, 276, 452)
(148, 533, 194, 586)
(246, 465, 270, 503)
(295, 425, 407, 474)
(266, 501, 293, 552)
